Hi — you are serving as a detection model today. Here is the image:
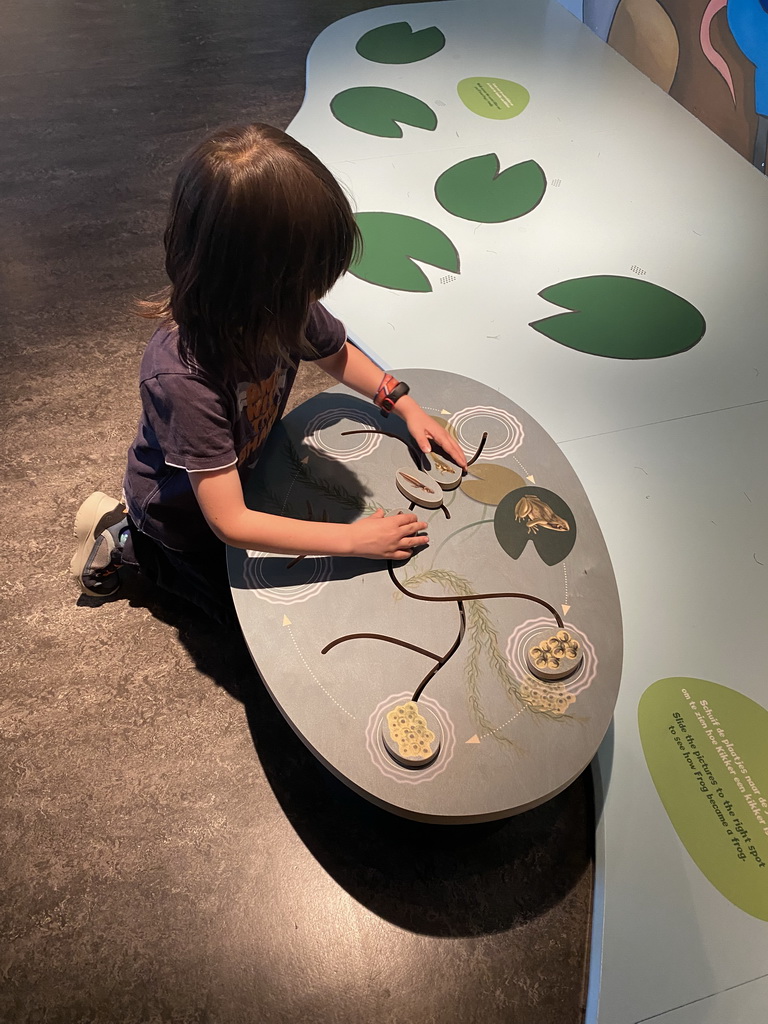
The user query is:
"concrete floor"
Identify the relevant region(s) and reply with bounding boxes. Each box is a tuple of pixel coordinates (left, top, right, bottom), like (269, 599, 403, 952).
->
(0, 2, 593, 1021)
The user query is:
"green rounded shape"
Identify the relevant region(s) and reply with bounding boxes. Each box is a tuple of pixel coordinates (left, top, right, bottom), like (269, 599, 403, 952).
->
(457, 77, 530, 120)
(493, 486, 576, 566)
(639, 678, 768, 921)
(330, 87, 437, 138)
(350, 212, 460, 292)
(356, 22, 446, 64)
(435, 153, 546, 223)
(530, 275, 706, 359)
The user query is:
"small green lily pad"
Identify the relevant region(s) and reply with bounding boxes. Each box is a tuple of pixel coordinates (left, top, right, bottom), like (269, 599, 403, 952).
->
(457, 77, 530, 119)
(349, 213, 460, 292)
(330, 87, 437, 138)
(435, 154, 546, 222)
(530, 275, 706, 359)
(356, 22, 446, 64)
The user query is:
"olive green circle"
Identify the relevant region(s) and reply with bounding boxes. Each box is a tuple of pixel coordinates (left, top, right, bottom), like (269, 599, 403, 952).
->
(457, 77, 530, 119)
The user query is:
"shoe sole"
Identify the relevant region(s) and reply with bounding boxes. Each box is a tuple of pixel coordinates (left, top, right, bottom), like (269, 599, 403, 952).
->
(70, 491, 125, 596)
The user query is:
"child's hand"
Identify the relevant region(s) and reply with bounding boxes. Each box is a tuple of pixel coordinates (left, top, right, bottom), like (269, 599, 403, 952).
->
(396, 400, 468, 470)
(349, 509, 428, 560)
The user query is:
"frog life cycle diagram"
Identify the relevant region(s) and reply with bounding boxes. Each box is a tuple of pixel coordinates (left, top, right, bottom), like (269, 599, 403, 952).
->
(229, 369, 622, 822)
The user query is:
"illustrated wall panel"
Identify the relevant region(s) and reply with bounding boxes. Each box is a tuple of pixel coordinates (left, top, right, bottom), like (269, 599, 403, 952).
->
(572, 0, 767, 174)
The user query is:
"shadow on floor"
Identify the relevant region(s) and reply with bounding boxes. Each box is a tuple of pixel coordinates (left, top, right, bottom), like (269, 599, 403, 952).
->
(106, 571, 593, 939)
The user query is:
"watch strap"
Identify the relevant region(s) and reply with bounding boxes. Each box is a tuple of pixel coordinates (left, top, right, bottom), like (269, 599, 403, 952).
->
(374, 376, 410, 417)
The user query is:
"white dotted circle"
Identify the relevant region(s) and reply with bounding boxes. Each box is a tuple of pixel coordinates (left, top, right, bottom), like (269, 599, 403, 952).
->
(448, 405, 524, 460)
(304, 408, 383, 462)
(243, 552, 333, 605)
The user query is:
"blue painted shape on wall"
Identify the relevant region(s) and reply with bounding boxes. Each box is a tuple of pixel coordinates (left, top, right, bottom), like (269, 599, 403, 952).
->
(728, 0, 768, 115)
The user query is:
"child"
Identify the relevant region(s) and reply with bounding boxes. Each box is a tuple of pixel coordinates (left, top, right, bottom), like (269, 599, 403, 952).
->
(70, 123, 467, 627)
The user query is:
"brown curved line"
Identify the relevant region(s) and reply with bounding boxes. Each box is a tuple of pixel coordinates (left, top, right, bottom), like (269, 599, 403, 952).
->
(387, 562, 563, 628)
(408, 499, 449, 520)
(341, 429, 421, 465)
(412, 601, 466, 702)
(321, 633, 441, 661)
(343, 427, 486, 476)
(466, 431, 488, 467)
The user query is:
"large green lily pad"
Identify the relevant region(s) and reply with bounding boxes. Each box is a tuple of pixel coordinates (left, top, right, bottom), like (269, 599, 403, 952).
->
(349, 213, 460, 292)
(435, 154, 546, 222)
(530, 275, 706, 359)
(330, 87, 437, 138)
(356, 22, 446, 64)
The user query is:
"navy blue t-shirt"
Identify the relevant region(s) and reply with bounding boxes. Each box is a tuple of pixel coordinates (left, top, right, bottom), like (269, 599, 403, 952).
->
(124, 303, 346, 552)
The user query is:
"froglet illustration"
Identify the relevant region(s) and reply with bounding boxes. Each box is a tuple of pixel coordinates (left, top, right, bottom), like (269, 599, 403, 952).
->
(430, 454, 455, 474)
(514, 495, 570, 533)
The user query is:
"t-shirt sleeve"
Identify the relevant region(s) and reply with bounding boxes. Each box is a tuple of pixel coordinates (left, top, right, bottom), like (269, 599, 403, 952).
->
(140, 372, 237, 472)
(303, 301, 347, 361)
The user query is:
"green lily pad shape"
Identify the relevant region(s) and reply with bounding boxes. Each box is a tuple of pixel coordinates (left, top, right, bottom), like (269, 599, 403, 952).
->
(461, 463, 524, 505)
(356, 22, 446, 64)
(494, 486, 576, 566)
(457, 77, 530, 119)
(639, 677, 768, 921)
(350, 213, 460, 292)
(435, 154, 546, 223)
(530, 276, 706, 359)
(330, 87, 437, 138)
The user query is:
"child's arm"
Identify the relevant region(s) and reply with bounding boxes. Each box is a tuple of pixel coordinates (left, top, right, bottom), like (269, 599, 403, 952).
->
(189, 465, 428, 559)
(190, 341, 466, 560)
(314, 342, 468, 470)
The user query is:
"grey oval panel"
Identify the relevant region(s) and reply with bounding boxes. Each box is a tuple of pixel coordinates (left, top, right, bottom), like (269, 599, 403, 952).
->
(228, 369, 622, 822)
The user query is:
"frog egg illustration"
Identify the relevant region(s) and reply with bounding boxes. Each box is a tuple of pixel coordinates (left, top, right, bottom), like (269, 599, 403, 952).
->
(379, 700, 442, 769)
(525, 627, 584, 681)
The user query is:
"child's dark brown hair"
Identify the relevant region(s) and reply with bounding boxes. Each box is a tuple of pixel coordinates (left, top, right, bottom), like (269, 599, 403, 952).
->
(142, 123, 360, 372)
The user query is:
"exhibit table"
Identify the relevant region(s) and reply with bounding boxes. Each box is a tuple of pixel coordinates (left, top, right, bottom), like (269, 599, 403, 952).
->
(228, 368, 622, 823)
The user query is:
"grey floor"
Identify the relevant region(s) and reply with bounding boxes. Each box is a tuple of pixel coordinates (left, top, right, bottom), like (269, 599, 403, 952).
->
(0, 2, 593, 1021)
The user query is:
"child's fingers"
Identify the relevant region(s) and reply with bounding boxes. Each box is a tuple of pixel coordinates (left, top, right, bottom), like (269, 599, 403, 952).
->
(392, 534, 429, 559)
(420, 422, 468, 469)
(391, 511, 424, 528)
(435, 431, 468, 469)
(392, 517, 428, 559)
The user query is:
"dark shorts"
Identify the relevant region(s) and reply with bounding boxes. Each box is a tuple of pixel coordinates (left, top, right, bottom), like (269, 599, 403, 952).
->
(122, 518, 237, 628)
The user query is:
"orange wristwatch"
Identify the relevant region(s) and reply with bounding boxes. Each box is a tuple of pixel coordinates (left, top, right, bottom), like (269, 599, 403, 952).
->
(374, 373, 410, 417)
